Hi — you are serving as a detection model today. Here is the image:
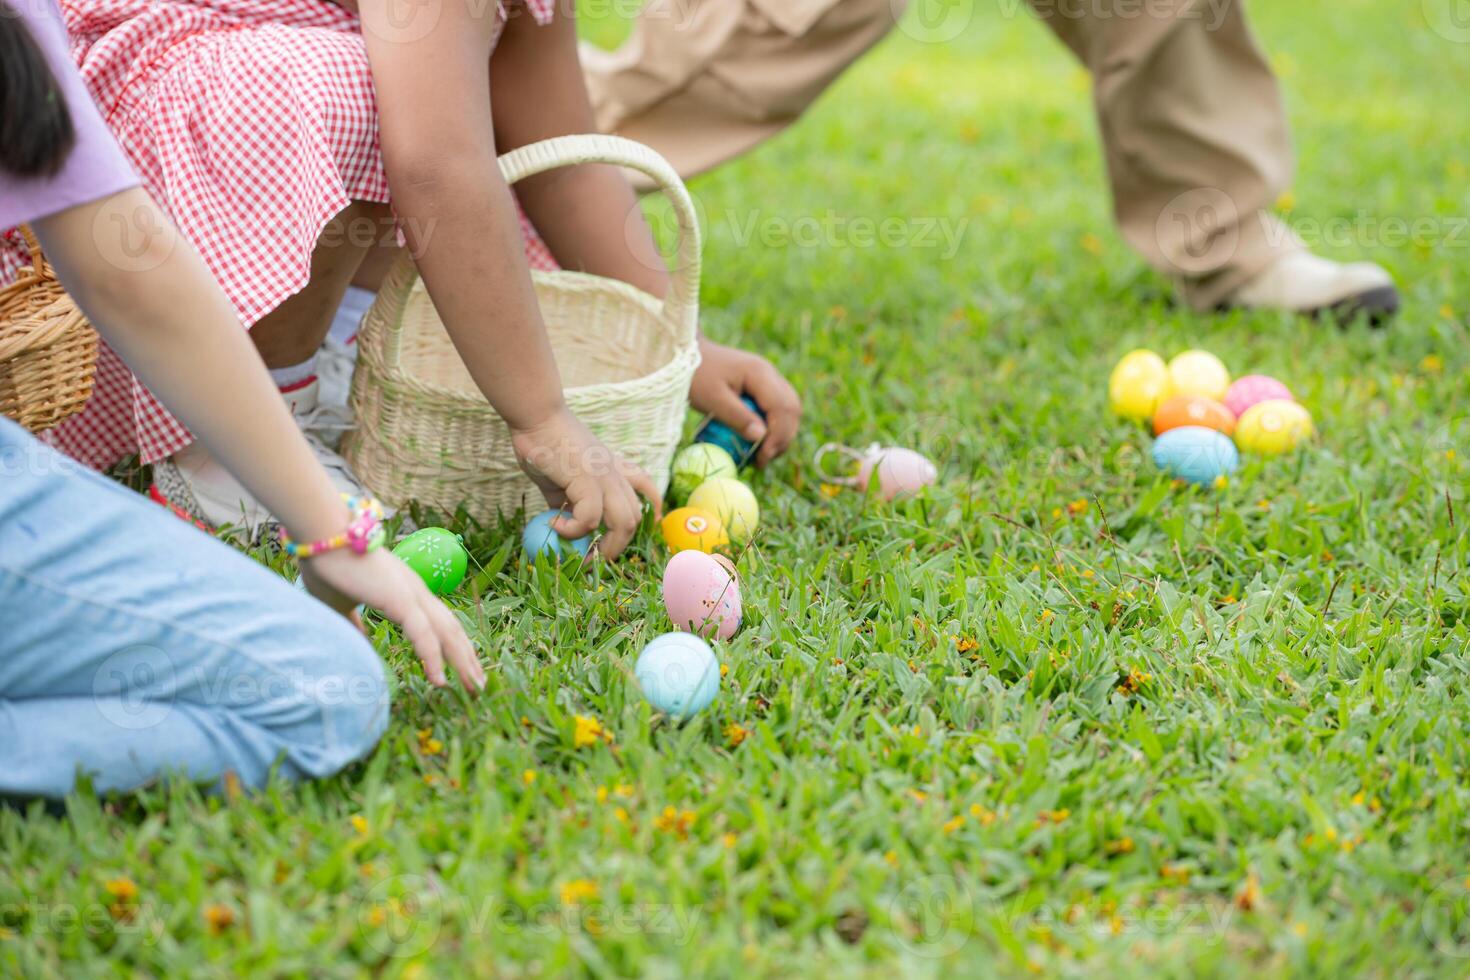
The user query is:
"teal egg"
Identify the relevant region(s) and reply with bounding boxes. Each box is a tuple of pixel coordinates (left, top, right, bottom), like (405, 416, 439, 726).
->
(694, 395, 765, 465)
(522, 509, 592, 563)
(1151, 426, 1239, 486)
(634, 632, 721, 721)
(391, 527, 469, 595)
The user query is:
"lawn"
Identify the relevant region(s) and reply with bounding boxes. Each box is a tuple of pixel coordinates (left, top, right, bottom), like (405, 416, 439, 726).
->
(6, 0, 1470, 975)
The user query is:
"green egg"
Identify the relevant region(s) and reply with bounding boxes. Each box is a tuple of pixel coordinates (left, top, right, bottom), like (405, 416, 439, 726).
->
(391, 527, 469, 596)
(669, 444, 739, 507)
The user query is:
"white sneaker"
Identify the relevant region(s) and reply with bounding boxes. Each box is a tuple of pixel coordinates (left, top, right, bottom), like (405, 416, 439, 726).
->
(1224, 251, 1399, 323)
(149, 379, 377, 538)
(316, 335, 359, 426)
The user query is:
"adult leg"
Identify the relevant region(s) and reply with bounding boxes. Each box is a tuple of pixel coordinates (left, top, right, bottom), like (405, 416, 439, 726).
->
(582, 0, 903, 186)
(1030, 0, 1397, 317)
(0, 418, 390, 800)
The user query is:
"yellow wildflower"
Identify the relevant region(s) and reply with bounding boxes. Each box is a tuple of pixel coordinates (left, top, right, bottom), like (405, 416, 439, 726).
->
(1105, 837, 1135, 855)
(653, 806, 696, 839)
(942, 815, 965, 834)
(724, 723, 750, 748)
(969, 804, 996, 826)
(522, 769, 537, 785)
(350, 816, 369, 837)
(721, 833, 739, 849)
(103, 878, 138, 902)
(203, 903, 235, 935)
(573, 714, 612, 749)
(559, 879, 599, 905)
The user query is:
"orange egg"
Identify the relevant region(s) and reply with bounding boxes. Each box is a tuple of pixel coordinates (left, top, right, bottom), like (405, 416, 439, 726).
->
(1152, 395, 1235, 437)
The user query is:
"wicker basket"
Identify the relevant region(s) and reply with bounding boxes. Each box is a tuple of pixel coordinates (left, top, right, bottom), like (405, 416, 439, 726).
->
(0, 228, 98, 433)
(343, 134, 702, 524)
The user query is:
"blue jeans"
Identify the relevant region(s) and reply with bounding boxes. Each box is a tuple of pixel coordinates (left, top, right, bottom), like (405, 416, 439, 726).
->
(0, 418, 389, 799)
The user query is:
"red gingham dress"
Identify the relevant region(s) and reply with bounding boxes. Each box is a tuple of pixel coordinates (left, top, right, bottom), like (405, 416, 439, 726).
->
(0, 0, 558, 470)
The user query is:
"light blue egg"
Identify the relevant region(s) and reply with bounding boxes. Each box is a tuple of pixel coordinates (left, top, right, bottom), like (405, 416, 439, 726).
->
(522, 509, 592, 562)
(634, 632, 721, 721)
(1151, 426, 1239, 486)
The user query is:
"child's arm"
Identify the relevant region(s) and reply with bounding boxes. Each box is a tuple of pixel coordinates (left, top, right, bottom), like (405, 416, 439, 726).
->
(35, 190, 483, 693)
(358, 2, 656, 557)
(488, 10, 803, 469)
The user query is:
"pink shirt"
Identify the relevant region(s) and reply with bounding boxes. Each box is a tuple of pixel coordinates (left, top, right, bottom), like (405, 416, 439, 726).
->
(0, 0, 138, 229)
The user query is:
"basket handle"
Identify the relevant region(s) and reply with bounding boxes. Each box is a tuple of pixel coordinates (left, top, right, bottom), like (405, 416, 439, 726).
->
(372, 135, 702, 370)
(495, 134, 701, 344)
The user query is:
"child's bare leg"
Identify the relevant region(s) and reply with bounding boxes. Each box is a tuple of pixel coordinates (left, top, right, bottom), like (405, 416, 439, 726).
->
(251, 201, 391, 369)
(350, 236, 404, 294)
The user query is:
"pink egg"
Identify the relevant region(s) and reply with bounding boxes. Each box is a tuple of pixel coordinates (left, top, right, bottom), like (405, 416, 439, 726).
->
(857, 447, 938, 501)
(1224, 374, 1293, 418)
(662, 551, 742, 640)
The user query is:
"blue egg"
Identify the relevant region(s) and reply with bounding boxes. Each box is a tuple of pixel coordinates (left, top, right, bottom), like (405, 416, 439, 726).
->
(634, 632, 721, 721)
(694, 395, 765, 466)
(1151, 426, 1239, 486)
(522, 509, 592, 562)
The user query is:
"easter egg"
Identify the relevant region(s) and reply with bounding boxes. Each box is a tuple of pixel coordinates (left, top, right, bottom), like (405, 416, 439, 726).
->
(391, 527, 469, 596)
(1224, 374, 1294, 418)
(635, 632, 721, 720)
(1152, 395, 1235, 437)
(1109, 349, 1170, 421)
(522, 509, 592, 562)
(1166, 350, 1231, 401)
(857, 447, 938, 500)
(687, 477, 759, 544)
(695, 395, 766, 464)
(1151, 426, 1239, 486)
(662, 550, 742, 640)
(660, 507, 730, 554)
(1235, 399, 1313, 455)
(669, 444, 739, 507)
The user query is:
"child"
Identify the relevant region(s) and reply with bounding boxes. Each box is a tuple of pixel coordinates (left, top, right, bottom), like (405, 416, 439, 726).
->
(35, 0, 802, 555)
(0, 0, 481, 801)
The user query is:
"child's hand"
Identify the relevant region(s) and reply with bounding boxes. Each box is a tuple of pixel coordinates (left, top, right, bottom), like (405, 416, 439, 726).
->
(691, 339, 802, 468)
(511, 407, 661, 559)
(300, 549, 486, 693)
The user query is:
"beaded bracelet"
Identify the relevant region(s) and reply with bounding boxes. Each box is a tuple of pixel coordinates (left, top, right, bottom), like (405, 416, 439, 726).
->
(279, 495, 386, 559)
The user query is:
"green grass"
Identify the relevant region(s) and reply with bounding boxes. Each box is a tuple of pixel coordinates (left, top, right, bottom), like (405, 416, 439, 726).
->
(7, 0, 1470, 975)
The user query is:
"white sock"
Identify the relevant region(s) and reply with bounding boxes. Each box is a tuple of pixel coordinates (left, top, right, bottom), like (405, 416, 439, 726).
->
(269, 355, 318, 391)
(328, 285, 376, 346)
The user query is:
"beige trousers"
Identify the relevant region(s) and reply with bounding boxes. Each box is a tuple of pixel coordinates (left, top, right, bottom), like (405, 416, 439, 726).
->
(583, 0, 1304, 309)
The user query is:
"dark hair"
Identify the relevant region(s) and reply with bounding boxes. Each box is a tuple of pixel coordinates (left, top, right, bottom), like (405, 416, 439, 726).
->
(0, 0, 76, 177)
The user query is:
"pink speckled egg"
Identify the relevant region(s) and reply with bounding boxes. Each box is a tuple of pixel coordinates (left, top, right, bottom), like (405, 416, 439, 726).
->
(662, 551, 741, 640)
(857, 447, 938, 501)
(1224, 374, 1293, 418)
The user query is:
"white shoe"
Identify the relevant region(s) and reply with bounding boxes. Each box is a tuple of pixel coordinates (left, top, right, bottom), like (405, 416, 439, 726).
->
(149, 378, 376, 538)
(316, 335, 358, 424)
(1224, 251, 1399, 323)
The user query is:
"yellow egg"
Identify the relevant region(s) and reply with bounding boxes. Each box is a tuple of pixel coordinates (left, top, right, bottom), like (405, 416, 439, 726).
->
(660, 507, 729, 554)
(1166, 350, 1231, 401)
(1108, 349, 1169, 422)
(1235, 399, 1313, 455)
(687, 477, 759, 544)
